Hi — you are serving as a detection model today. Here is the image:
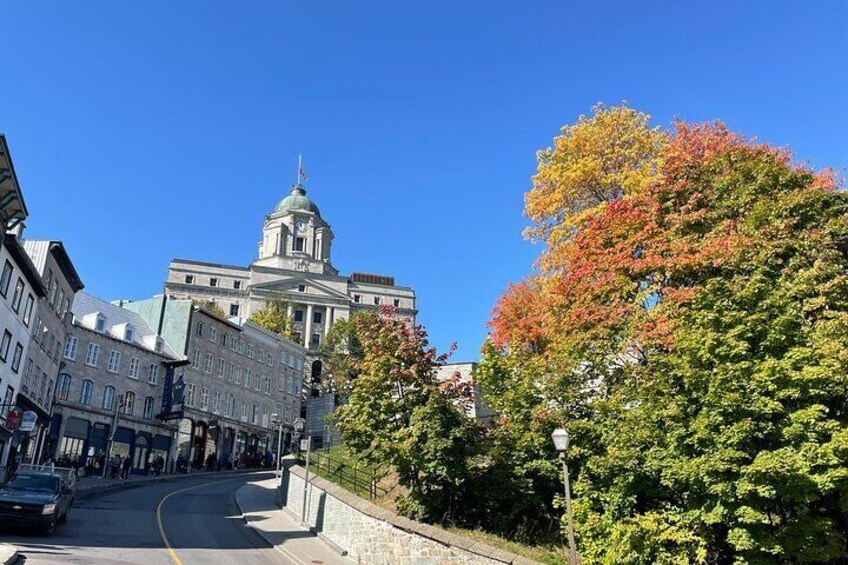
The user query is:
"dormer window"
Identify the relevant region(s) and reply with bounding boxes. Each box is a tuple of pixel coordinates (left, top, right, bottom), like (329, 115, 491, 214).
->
(95, 314, 106, 332)
(125, 326, 135, 342)
(298, 285, 306, 292)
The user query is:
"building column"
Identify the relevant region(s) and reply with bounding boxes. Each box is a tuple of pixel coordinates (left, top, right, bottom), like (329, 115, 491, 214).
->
(287, 303, 294, 320)
(325, 307, 334, 337)
(305, 304, 314, 348)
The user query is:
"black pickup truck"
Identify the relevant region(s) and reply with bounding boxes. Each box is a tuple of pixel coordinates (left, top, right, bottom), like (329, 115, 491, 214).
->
(0, 470, 75, 535)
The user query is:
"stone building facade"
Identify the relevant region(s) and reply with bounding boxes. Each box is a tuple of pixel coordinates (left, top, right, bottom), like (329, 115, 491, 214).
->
(162, 182, 417, 353)
(435, 362, 495, 423)
(18, 240, 84, 465)
(50, 293, 177, 474)
(121, 295, 306, 468)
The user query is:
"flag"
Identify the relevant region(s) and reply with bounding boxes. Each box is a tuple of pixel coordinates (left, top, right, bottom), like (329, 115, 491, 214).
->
(299, 168, 308, 182)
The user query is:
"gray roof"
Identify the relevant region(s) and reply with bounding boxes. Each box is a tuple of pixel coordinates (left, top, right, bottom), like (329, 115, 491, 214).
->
(71, 292, 178, 358)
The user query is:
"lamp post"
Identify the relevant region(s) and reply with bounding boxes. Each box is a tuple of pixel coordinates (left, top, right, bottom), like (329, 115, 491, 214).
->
(102, 393, 126, 479)
(552, 428, 578, 565)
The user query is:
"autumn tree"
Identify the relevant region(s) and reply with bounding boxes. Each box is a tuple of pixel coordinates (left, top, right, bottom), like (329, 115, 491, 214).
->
(484, 107, 848, 563)
(249, 294, 292, 338)
(328, 308, 480, 522)
(193, 299, 226, 318)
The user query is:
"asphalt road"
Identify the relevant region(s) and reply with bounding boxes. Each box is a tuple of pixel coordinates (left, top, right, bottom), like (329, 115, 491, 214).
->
(0, 471, 291, 565)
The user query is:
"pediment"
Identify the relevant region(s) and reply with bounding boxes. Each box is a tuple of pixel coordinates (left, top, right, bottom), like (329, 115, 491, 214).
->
(250, 276, 350, 302)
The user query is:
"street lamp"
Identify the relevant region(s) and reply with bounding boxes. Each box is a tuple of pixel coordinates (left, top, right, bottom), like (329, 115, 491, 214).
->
(552, 428, 578, 565)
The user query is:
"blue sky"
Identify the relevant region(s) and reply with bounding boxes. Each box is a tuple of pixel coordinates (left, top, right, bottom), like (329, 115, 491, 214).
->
(1, 2, 845, 360)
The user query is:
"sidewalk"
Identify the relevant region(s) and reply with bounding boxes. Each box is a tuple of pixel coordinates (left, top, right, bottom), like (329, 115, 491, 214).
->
(0, 543, 17, 565)
(236, 478, 351, 565)
(72, 467, 266, 495)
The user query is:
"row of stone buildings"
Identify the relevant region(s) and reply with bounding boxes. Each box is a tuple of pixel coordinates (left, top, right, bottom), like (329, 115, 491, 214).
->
(0, 135, 427, 476)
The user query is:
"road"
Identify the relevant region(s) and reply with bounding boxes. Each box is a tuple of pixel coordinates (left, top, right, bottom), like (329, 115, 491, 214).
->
(0, 471, 291, 565)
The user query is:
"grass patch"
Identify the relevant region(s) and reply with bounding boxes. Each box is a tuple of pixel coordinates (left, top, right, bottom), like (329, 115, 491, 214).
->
(446, 527, 567, 565)
(298, 446, 383, 499)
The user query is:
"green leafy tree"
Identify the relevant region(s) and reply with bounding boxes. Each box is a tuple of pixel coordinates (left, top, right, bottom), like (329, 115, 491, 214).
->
(328, 308, 479, 522)
(249, 294, 292, 338)
(193, 299, 226, 318)
(485, 111, 848, 563)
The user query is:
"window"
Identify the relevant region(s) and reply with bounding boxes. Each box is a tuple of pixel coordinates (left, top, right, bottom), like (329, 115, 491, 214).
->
(212, 391, 221, 414)
(191, 349, 200, 368)
(311, 333, 321, 347)
(264, 377, 272, 394)
(252, 404, 258, 424)
(64, 336, 78, 360)
(95, 315, 106, 332)
(374, 296, 381, 305)
(247, 344, 254, 358)
(286, 375, 294, 395)
(217, 358, 224, 377)
(186, 383, 196, 407)
(123, 391, 135, 415)
(0, 330, 12, 361)
(22, 358, 33, 390)
(103, 386, 115, 411)
(226, 394, 235, 417)
(209, 277, 219, 287)
(85, 343, 100, 366)
(0, 261, 12, 297)
(294, 310, 304, 322)
(22, 294, 34, 326)
(108, 351, 121, 373)
(200, 387, 209, 410)
(298, 284, 306, 292)
(56, 373, 71, 401)
(233, 280, 242, 290)
(258, 349, 264, 363)
(237, 339, 244, 354)
(313, 311, 323, 324)
(148, 364, 159, 385)
(209, 327, 217, 342)
(294, 237, 305, 252)
(230, 336, 238, 351)
(125, 326, 134, 342)
(354, 294, 361, 303)
(143, 397, 155, 419)
(244, 370, 251, 389)
(205, 353, 213, 373)
(241, 401, 248, 422)
(195, 322, 204, 337)
(11, 343, 23, 373)
(185, 274, 194, 284)
(56, 289, 65, 315)
(227, 362, 234, 381)
(220, 333, 228, 347)
(11, 278, 24, 312)
(129, 357, 140, 379)
(394, 299, 400, 307)
(285, 404, 291, 423)
(80, 379, 93, 406)
(234, 365, 242, 384)
(255, 374, 261, 391)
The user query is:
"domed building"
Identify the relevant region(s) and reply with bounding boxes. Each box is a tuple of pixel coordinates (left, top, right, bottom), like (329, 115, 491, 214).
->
(163, 180, 417, 354)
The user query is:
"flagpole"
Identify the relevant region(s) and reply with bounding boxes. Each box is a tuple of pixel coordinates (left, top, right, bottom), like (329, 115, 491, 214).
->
(297, 154, 302, 185)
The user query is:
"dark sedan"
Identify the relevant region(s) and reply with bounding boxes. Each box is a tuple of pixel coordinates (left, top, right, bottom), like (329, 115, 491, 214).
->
(0, 471, 74, 535)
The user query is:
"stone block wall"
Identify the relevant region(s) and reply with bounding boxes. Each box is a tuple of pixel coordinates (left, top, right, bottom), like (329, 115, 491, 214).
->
(281, 464, 540, 565)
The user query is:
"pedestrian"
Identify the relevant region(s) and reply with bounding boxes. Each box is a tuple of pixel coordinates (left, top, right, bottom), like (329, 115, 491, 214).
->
(121, 455, 132, 480)
(42, 456, 56, 472)
(110, 455, 121, 479)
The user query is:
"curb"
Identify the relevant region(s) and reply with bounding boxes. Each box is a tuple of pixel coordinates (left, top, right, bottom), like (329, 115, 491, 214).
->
(0, 543, 18, 565)
(75, 468, 268, 497)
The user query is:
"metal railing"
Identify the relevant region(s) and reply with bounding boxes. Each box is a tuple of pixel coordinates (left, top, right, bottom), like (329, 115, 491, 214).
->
(297, 447, 389, 500)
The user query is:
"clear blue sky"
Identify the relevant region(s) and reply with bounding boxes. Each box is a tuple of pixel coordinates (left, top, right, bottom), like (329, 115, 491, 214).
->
(1, 2, 845, 361)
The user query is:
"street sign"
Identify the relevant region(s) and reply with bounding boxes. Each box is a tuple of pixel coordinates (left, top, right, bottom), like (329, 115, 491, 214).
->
(20, 411, 37, 432)
(293, 417, 305, 433)
(300, 438, 310, 451)
(6, 409, 22, 431)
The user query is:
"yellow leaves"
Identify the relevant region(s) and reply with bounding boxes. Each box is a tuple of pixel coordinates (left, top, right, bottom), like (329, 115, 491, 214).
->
(525, 102, 667, 244)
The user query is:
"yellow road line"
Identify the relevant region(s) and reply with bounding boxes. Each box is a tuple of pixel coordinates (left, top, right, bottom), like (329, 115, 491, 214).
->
(156, 478, 240, 565)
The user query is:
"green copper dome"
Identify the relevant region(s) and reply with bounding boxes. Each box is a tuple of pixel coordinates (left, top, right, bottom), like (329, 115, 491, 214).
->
(275, 184, 321, 217)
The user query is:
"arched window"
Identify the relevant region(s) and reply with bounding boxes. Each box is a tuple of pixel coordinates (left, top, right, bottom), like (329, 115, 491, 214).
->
(103, 386, 115, 411)
(79, 379, 93, 406)
(56, 373, 72, 401)
(124, 391, 135, 415)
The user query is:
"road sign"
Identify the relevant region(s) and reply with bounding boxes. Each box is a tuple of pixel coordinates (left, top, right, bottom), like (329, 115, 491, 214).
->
(20, 411, 37, 432)
(6, 409, 22, 431)
(300, 438, 310, 451)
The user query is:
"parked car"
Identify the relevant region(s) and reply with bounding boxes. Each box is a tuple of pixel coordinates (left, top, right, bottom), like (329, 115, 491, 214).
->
(0, 470, 75, 535)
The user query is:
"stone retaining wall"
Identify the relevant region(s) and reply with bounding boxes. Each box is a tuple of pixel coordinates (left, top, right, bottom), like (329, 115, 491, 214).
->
(280, 464, 541, 565)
